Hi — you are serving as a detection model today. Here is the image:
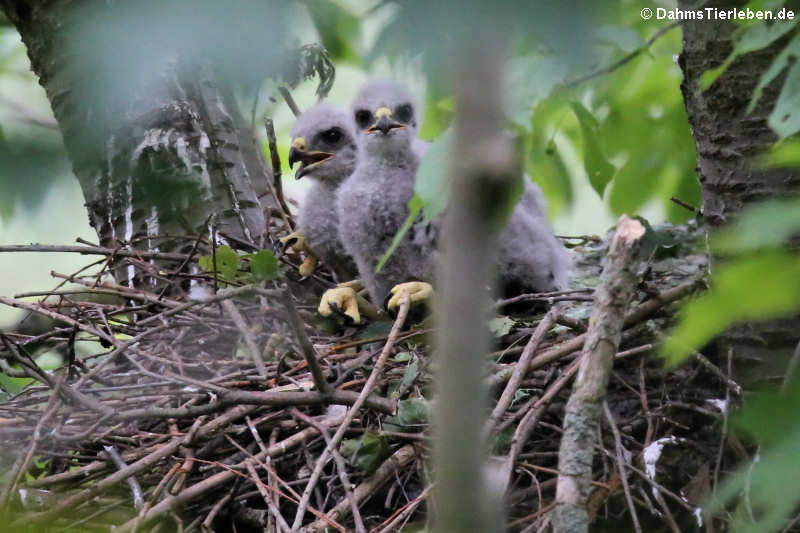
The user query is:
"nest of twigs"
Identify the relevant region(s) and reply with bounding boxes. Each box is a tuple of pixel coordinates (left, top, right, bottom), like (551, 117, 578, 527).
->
(0, 221, 735, 532)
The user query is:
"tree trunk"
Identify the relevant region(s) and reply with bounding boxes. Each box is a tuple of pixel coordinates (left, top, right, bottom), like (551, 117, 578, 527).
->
(678, 0, 800, 385)
(1, 0, 276, 287)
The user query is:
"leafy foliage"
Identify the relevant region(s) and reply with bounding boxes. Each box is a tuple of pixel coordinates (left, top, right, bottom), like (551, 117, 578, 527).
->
(662, 250, 800, 365)
(700, 6, 800, 139)
(0, 135, 67, 222)
(197, 246, 279, 285)
(300, 0, 361, 64)
(709, 379, 800, 533)
(663, 197, 800, 365)
(384, 398, 429, 431)
(570, 102, 616, 196)
(340, 431, 390, 474)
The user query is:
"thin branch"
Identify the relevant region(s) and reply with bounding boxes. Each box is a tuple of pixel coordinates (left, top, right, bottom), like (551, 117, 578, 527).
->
(603, 402, 642, 533)
(290, 293, 410, 531)
(564, 22, 681, 87)
(290, 408, 366, 533)
(280, 87, 302, 117)
(282, 291, 332, 396)
(221, 299, 267, 377)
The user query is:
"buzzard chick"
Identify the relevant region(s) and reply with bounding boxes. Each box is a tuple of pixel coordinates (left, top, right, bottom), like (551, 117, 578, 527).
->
(283, 103, 359, 281)
(334, 79, 437, 316)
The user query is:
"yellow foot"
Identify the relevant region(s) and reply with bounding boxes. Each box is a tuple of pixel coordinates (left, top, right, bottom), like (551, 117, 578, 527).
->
(280, 231, 306, 253)
(386, 281, 434, 312)
(280, 231, 318, 277)
(319, 286, 361, 324)
(299, 256, 318, 277)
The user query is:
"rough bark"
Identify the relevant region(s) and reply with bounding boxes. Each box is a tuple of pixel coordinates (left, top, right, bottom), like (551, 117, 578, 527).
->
(1, 0, 275, 287)
(678, 0, 800, 385)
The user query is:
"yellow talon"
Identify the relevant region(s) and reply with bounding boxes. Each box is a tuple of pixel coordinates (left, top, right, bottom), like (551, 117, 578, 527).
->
(319, 286, 361, 324)
(387, 281, 433, 312)
(299, 256, 318, 278)
(280, 231, 319, 277)
(280, 231, 307, 253)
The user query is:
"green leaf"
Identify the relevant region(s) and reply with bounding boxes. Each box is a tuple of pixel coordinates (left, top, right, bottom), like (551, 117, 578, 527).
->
(488, 316, 515, 337)
(340, 431, 390, 474)
(399, 359, 419, 391)
(713, 198, 800, 253)
(507, 54, 570, 128)
(748, 34, 800, 114)
(419, 85, 454, 140)
(708, 380, 800, 533)
(769, 57, 800, 139)
(701, 18, 799, 89)
(301, 0, 360, 63)
(385, 398, 429, 429)
(761, 139, 800, 168)
(246, 250, 278, 281)
(391, 351, 413, 363)
(198, 245, 239, 280)
(662, 251, 800, 365)
(416, 127, 453, 222)
(570, 102, 616, 196)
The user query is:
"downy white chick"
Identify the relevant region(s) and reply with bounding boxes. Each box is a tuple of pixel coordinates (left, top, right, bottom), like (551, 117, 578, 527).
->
(284, 102, 359, 281)
(323, 79, 570, 322)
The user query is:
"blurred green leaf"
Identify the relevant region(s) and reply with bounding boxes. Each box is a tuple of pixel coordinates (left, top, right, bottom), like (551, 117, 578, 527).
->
(761, 138, 800, 167)
(594, 25, 645, 54)
(416, 127, 453, 222)
(245, 250, 279, 281)
(419, 86, 454, 140)
(507, 55, 570, 128)
(526, 99, 574, 216)
(302, 0, 360, 63)
(713, 198, 800, 253)
(662, 251, 800, 365)
(769, 57, 800, 139)
(0, 136, 67, 222)
(748, 34, 800, 114)
(701, 18, 798, 89)
(340, 431, 390, 474)
(391, 351, 413, 363)
(570, 102, 616, 196)
(709, 379, 800, 533)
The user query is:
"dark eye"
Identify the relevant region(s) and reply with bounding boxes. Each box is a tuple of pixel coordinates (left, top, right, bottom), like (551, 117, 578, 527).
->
(395, 103, 413, 124)
(321, 127, 343, 144)
(355, 109, 372, 129)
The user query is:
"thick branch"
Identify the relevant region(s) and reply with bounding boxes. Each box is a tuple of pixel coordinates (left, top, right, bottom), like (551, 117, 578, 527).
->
(552, 215, 645, 533)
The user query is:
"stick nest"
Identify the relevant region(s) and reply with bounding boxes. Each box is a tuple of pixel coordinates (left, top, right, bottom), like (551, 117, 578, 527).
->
(0, 221, 734, 532)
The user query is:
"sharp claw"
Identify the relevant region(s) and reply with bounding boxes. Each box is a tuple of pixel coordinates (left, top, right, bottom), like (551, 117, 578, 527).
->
(280, 231, 306, 254)
(386, 281, 434, 312)
(299, 256, 318, 277)
(319, 287, 361, 324)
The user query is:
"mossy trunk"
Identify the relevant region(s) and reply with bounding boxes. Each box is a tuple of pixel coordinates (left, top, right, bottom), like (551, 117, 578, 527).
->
(1, 0, 275, 287)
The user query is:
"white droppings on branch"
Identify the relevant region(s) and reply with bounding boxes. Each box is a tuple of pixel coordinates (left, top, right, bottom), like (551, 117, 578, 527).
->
(124, 175, 135, 286)
(706, 398, 727, 413)
(642, 436, 680, 482)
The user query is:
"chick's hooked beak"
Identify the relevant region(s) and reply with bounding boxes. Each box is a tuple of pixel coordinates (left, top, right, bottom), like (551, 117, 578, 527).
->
(367, 107, 404, 135)
(288, 137, 333, 179)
